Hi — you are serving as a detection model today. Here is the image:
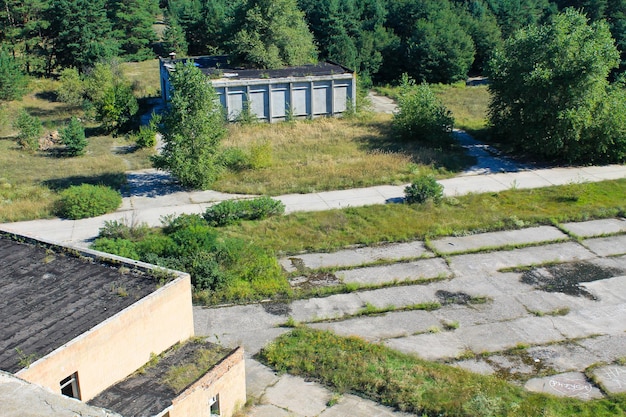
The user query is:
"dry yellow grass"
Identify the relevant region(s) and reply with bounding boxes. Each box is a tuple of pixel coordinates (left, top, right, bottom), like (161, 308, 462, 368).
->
(213, 114, 471, 195)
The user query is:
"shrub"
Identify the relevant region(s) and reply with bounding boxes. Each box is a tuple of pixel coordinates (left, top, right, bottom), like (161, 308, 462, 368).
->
(249, 141, 273, 169)
(393, 75, 454, 144)
(60, 117, 87, 156)
(404, 175, 444, 204)
(14, 110, 42, 151)
(135, 124, 157, 148)
(219, 147, 251, 171)
(203, 196, 285, 226)
(56, 67, 85, 106)
(56, 184, 122, 219)
(92, 237, 139, 260)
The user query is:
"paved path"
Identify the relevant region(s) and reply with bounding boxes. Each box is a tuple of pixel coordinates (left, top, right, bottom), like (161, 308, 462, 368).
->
(2, 164, 625, 248)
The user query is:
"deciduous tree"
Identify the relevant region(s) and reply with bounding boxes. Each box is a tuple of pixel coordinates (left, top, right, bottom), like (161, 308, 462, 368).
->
(228, 0, 317, 68)
(153, 62, 227, 188)
(488, 9, 626, 163)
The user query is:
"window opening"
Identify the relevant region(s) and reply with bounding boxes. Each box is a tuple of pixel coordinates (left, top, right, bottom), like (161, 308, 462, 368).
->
(60, 372, 81, 399)
(209, 394, 220, 416)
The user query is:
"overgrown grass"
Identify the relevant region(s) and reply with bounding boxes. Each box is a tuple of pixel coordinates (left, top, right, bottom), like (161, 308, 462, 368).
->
(221, 179, 626, 254)
(0, 75, 155, 222)
(213, 114, 473, 195)
(120, 59, 161, 99)
(259, 328, 626, 416)
(374, 82, 490, 136)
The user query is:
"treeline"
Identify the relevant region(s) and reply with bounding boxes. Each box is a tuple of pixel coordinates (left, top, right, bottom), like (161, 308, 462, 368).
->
(1, 0, 626, 84)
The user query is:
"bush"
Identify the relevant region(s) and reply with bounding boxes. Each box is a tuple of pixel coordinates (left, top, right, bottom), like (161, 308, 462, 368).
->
(14, 110, 42, 151)
(249, 141, 273, 169)
(219, 147, 251, 171)
(204, 196, 285, 226)
(393, 75, 454, 144)
(56, 184, 122, 219)
(60, 117, 87, 156)
(135, 124, 157, 148)
(91, 237, 139, 260)
(404, 175, 443, 204)
(56, 67, 85, 106)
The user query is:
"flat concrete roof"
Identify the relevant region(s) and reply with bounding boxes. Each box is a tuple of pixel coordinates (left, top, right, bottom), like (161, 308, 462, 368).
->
(0, 233, 162, 374)
(161, 55, 353, 81)
(0, 371, 122, 417)
(88, 339, 232, 417)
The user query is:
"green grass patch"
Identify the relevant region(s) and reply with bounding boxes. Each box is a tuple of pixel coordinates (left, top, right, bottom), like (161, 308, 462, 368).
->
(374, 82, 490, 133)
(221, 179, 626, 254)
(259, 328, 626, 416)
(213, 114, 473, 195)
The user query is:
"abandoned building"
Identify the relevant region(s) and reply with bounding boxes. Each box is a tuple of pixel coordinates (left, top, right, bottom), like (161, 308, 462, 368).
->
(0, 231, 246, 417)
(159, 55, 357, 122)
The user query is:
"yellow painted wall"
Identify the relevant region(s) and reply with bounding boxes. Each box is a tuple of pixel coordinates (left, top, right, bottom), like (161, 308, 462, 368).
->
(16, 275, 195, 401)
(170, 347, 246, 417)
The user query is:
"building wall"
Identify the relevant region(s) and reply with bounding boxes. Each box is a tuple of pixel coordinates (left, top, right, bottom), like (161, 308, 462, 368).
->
(170, 347, 246, 417)
(213, 75, 356, 122)
(160, 60, 357, 123)
(17, 276, 195, 401)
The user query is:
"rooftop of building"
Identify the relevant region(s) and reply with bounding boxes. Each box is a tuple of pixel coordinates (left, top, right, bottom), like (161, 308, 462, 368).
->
(88, 339, 233, 417)
(160, 55, 353, 81)
(0, 232, 165, 374)
(0, 371, 122, 417)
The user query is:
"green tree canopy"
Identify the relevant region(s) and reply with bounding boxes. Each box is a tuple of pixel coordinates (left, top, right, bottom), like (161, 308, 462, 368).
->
(107, 0, 159, 61)
(0, 49, 28, 101)
(153, 62, 227, 188)
(488, 8, 626, 163)
(228, 0, 318, 68)
(382, 0, 475, 83)
(45, 0, 119, 72)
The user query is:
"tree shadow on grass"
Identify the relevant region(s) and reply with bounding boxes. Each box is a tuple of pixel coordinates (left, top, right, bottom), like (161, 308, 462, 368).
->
(43, 173, 127, 192)
(353, 118, 475, 172)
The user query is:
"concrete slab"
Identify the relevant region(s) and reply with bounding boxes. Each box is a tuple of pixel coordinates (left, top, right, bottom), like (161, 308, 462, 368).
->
(455, 321, 519, 353)
(576, 334, 626, 364)
(553, 304, 626, 339)
(430, 226, 567, 255)
(357, 285, 439, 311)
(581, 276, 626, 304)
(336, 258, 451, 286)
(309, 310, 441, 342)
(279, 241, 431, 273)
(561, 218, 626, 238)
(486, 354, 535, 375)
(290, 293, 365, 322)
(526, 343, 602, 373)
(193, 304, 289, 354)
(384, 332, 468, 360)
(320, 393, 414, 417)
(247, 404, 293, 417)
(441, 175, 510, 196)
(449, 242, 596, 276)
(524, 372, 603, 400)
(263, 375, 331, 417)
(591, 365, 626, 394)
(514, 290, 594, 316)
(507, 316, 566, 346)
(580, 164, 626, 180)
(583, 234, 626, 257)
(246, 359, 280, 401)
(431, 296, 528, 327)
